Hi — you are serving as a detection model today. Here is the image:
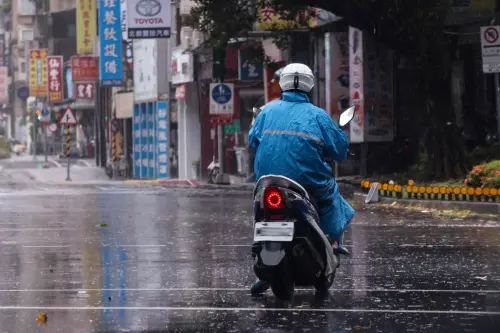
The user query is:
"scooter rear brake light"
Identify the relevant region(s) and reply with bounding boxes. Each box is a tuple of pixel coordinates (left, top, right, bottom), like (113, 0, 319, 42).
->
(264, 187, 285, 209)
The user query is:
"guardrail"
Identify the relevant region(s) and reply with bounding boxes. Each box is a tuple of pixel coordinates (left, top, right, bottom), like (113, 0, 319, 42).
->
(360, 180, 500, 203)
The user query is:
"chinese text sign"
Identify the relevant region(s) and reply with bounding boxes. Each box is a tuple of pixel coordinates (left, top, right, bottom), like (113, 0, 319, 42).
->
(29, 49, 48, 97)
(147, 103, 156, 178)
(99, 0, 123, 87)
(0, 67, 8, 104)
(76, 0, 97, 54)
(156, 101, 169, 179)
(133, 105, 141, 178)
(71, 56, 98, 82)
(47, 56, 63, 102)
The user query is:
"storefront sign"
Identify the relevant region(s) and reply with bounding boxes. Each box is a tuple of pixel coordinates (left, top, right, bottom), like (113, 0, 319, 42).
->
(76, 0, 97, 54)
(349, 27, 365, 143)
(257, 7, 318, 30)
(175, 84, 186, 100)
(71, 56, 98, 81)
(325, 32, 349, 120)
(29, 49, 48, 97)
(127, 0, 171, 38)
(156, 101, 169, 179)
(133, 39, 157, 102)
(171, 48, 193, 84)
(0, 67, 8, 104)
(238, 49, 264, 81)
(99, 0, 124, 87)
(47, 56, 63, 102)
(74, 82, 95, 100)
(133, 104, 142, 178)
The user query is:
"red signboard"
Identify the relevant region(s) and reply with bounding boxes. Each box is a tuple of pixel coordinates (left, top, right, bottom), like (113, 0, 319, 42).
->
(47, 56, 63, 102)
(71, 56, 98, 82)
(0, 67, 8, 104)
(74, 82, 95, 100)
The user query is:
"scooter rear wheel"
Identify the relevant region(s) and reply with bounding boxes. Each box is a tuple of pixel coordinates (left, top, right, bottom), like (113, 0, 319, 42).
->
(270, 259, 294, 301)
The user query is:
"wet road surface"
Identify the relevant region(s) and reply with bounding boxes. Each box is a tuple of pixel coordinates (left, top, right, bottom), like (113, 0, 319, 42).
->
(0, 185, 499, 332)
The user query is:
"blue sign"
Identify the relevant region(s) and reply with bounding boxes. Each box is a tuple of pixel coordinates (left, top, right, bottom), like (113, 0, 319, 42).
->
(147, 102, 156, 178)
(65, 67, 73, 99)
(133, 105, 141, 178)
(211, 84, 232, 104)
(17, 87, 29, 100)
(41, 108, 49, 117)
(99, 0, 123, 87)
(156, 101, 169, 179)
(239, 50, 264, 81)
(140, 104, 148, 178)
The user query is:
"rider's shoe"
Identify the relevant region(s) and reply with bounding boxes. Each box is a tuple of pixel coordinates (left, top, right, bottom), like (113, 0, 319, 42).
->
(250, 280, 270, 295)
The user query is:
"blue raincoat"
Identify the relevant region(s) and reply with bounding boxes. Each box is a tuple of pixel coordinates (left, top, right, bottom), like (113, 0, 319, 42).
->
(249, 91, 355, 242)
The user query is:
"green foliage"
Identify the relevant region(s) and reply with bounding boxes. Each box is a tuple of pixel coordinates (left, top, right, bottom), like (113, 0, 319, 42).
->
(0, 138, 11, 159)
(464, 160, 500, 188)
(469, 144, 500, 166)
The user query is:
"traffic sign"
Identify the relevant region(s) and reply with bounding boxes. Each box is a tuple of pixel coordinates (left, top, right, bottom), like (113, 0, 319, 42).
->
(59, 107, 78, 125)
(41, 108, 49, 117)
(238, 50, 264, 81)
(48, 123, 58, 133)
(209, 83, 234, 115)
(480, 26, 500, 73)
(111, 119, 119, 132)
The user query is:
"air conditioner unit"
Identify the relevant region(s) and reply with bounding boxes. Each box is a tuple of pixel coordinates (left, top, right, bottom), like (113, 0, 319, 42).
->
(180, 26, 193, 50)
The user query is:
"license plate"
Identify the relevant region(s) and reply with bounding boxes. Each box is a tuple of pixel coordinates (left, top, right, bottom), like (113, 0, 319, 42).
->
(253, 222, 294, 242)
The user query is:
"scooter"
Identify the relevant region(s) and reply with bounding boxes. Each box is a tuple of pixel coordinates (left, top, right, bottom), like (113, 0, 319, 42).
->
(250, 106, 355, 300)
(207, 157, 220, 184)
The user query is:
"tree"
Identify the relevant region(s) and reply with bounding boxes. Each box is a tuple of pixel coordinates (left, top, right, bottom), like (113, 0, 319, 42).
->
(189, 0, 471, 179)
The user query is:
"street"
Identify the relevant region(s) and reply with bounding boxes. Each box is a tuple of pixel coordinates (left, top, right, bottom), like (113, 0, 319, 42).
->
(0, 184, 499, 332)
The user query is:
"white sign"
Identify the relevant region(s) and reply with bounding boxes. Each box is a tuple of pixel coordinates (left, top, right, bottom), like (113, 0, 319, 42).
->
(349, 26, 365, 143)
(133, 39, 158, 102)
(60, 107, 78, 125)
(209, 83, 234, 115)
(121, 0, 129, 41)
(127, 0, 172, 39)
(171, 47, 194, 84)
(480, 26, 500, 73)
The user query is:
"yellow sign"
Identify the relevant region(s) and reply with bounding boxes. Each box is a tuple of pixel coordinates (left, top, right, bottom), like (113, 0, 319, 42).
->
(257, 5, 318, 30)
(29, 49, 48, 97)
(76, 0, 97, 54)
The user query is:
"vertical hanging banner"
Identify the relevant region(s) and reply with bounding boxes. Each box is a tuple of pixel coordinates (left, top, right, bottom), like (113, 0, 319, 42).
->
(133, 105, 141, 178)
(47, 56, 63, 102)
(156, 101, 169, 179)
(99, 0, 124, 87)
(76, 0, 97, 54)
(29, 49, 48, 97)
(349, 27, 365, 143)
(0, 67, 8, 104)
(147, 103, 156, 178)
(140, 104, 148, 178)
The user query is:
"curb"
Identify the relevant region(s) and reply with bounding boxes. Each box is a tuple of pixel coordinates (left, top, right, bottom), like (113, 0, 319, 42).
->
(353, 192, 500, 215)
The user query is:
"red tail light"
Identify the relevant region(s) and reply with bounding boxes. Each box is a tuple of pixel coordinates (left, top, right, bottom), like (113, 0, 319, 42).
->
(264, 187, 285, 209)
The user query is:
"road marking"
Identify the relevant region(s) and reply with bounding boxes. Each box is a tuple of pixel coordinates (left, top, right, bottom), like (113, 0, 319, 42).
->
(0, 288, 498, 294)
(0, 306, 498, 315)
(50, 159, 62, 168)
(109, 245, 167, 248)
(22, 245, 71, 248)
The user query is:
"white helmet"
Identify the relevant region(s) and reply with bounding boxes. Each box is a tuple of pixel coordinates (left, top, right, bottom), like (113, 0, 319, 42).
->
(279, 63, 314, 93)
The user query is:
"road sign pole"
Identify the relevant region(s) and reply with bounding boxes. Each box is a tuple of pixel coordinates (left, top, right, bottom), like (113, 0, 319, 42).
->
(217, 124, 224, 174)
(65, 126, 71, 181)
(495, 73, 500, 143)
(44, 126, 48, 163)
(32, 100, 37, 161)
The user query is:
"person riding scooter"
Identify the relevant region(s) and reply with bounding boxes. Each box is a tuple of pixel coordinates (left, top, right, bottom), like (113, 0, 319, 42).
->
(248, 63, 355, 294)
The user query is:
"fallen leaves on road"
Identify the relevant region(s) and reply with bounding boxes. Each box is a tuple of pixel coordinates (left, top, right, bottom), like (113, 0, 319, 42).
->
(36, 313, 48, 324)
(96, 223, 108, 228)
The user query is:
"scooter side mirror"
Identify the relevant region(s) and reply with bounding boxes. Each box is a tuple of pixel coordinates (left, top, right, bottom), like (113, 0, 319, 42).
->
(339, 106, 355, 127)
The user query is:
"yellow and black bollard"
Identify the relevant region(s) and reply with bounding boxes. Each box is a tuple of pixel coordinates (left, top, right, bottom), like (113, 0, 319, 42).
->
(65, 126, 71, 181)
(111, 132, 117, 162)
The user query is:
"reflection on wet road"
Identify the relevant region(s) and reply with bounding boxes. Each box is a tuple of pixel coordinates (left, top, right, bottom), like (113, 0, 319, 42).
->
(0, 186, 499, 332)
